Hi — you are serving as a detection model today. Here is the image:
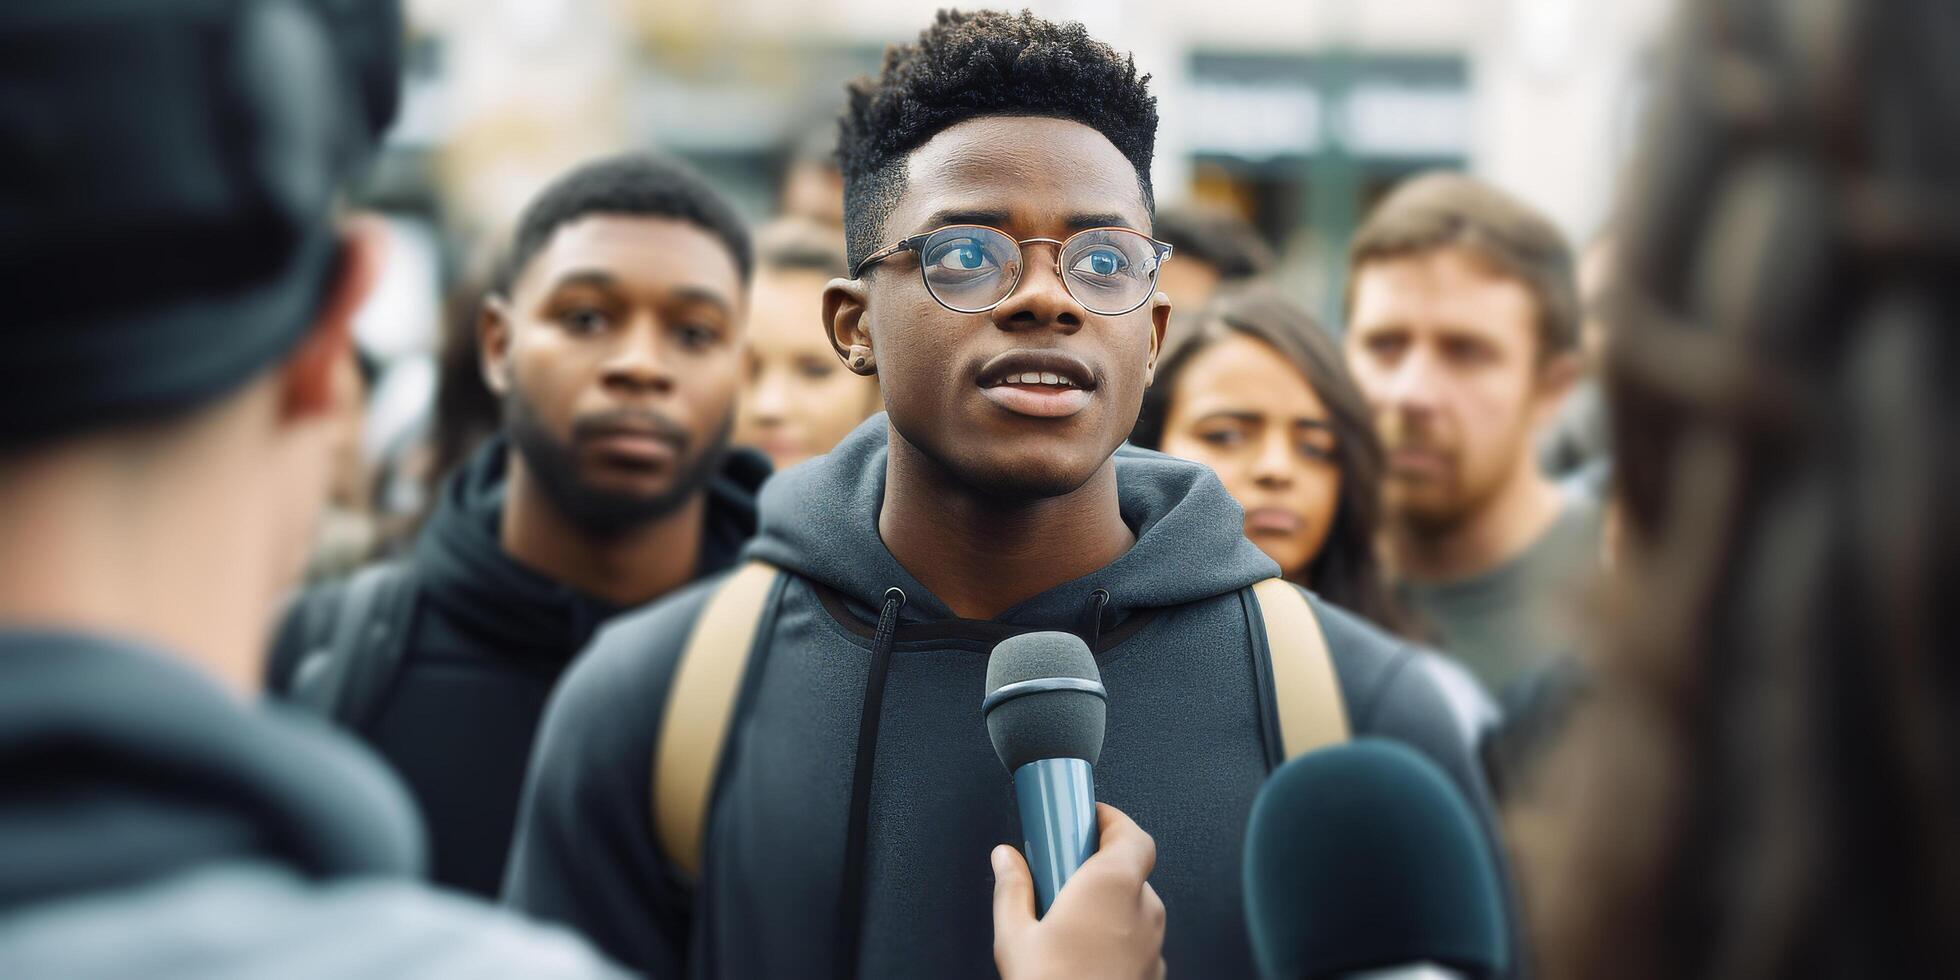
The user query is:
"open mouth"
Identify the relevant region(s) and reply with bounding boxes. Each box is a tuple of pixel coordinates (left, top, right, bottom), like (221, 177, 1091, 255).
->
(976, 350, 1098, 419)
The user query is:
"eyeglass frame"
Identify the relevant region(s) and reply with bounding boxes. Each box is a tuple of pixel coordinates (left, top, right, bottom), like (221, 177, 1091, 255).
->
(850, 224, 1175, 316)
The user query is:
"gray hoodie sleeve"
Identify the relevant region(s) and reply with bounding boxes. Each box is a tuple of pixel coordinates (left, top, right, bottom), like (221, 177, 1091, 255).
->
(0, 863, 629, 980)
(502, 579, 724, 977)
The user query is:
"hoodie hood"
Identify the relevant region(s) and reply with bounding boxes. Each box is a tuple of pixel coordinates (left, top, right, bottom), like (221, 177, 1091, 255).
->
(746, 414, 1279, 629)
(0, 631, 422, 910)
(414, 435, 767, 659)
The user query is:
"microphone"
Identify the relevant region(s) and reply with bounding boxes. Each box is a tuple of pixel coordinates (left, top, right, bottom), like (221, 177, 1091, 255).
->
(1243, 739, 1509, 980)
(982, 630, 1107, 917)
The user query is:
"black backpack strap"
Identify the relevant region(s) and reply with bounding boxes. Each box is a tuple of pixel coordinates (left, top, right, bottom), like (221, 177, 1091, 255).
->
(288, 562, 418, 731)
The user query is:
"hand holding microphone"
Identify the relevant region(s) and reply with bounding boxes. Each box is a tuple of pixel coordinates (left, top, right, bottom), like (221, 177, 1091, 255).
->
(991, 802, 1167, 980)
(984, 631, 1164, 978)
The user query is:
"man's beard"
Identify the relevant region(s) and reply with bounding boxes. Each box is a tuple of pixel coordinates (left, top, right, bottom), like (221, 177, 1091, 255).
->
(503, 387, 732, 538)
(1381, 410, 1528, 537)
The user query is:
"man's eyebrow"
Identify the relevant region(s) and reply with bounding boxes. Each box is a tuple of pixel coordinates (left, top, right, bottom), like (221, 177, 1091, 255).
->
(545, 272, 734, 314)
(918, 208, 1012, 231)
(1067, 213, 1134, 232)
(669, 284, 736, 314)
(913, 210, 1142, 235)
(546, 269, 621, 291)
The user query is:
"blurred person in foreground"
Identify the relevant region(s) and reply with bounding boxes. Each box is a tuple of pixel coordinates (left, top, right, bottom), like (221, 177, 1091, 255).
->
(1150, 204, 1276, 344)
(1343, 173, 1599, 698)
(734, 218, 882, 470)
(266, 153, 768, 899)
(0, 1, 621, 975)
(1522, 0, 1960, 976)
(504, 10, 1498, 979)
(1131, 290, 1406, 633)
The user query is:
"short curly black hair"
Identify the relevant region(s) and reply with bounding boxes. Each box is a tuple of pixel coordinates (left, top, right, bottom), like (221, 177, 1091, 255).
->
(493, 152, 753, 297)
(837, 9, 1159, 271)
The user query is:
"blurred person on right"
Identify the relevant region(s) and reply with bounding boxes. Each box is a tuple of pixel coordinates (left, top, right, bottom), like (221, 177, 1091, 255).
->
(0, 1, 621, 975)
(1343, 174, 1599, 697)
(1523, 0, 1960, 976)
(734, 218, 882, 470)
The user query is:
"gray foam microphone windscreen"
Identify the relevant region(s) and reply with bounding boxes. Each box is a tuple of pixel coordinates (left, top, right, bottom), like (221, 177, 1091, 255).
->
(984, 631, 1107, 771)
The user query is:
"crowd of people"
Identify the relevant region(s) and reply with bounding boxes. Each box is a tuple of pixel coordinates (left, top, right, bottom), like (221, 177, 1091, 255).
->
(1, 0, 1954, 978)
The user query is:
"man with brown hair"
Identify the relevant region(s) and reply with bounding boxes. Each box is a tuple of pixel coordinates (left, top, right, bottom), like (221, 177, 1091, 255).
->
(1342, 172, 1599, 697)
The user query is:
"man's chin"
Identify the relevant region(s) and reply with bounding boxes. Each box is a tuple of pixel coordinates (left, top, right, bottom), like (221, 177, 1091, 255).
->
(578, 467, 681, 501)
(1385, 481, 1471, 532)
(944, 444, 1108, 503)
(891, 412, 1119, 502)
(556, 485, 694, 535)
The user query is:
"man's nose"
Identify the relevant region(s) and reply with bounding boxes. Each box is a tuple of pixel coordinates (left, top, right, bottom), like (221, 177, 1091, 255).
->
(601, 320, 676, 396)
(1381, 345, 1444, 413)
(989, 245, 1086, 334)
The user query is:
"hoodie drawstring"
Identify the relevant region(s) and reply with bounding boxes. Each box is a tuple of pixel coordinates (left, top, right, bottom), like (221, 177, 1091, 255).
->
(1077, 588, 1111, 650)
(835, 586, 906, 980)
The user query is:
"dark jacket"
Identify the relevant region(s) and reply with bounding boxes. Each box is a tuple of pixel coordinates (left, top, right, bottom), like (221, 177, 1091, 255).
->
(503, 416, 1500, 979)
(268, 436, 766, 897)
(0, 630, 624, 978)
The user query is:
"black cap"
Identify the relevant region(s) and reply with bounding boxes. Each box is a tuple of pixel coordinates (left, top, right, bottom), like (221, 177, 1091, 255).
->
(0, 0, 401, 450)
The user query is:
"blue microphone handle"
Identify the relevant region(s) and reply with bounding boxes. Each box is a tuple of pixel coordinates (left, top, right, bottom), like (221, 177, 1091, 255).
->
(1013, 757, 1097, 916)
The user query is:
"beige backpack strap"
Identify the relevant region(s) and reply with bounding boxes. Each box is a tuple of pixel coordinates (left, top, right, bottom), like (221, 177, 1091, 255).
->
(653, 560, 780, 880)
(1251, 578, 1350, 759)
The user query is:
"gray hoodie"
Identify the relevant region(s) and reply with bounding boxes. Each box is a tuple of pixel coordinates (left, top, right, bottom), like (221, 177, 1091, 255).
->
(504, 416, 1498, 978)
(0, 630, 625, 979)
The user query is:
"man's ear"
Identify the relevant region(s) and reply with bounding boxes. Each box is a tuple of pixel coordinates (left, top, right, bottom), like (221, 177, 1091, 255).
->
(280, 217, 385, 421)
(823, 276, 876, 374)
(1530, 349, 1584, 428)
(479, 294, 514, 397)
(1143, 290, 1171, 388)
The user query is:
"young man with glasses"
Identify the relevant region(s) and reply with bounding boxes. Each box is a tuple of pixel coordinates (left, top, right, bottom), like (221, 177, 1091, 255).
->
(504, 11, 1500, 978)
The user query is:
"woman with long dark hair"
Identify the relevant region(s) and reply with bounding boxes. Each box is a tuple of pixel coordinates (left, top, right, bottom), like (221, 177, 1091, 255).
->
(1132, 289, 1405, 633)
(1524, 0, 1960, 975)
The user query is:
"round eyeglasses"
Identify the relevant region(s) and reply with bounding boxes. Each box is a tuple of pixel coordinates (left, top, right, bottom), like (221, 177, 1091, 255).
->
(851, 224, 1174, 316)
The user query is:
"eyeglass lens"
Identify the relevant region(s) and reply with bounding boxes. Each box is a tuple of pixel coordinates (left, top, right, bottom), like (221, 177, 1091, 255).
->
(917, 226, 1161, 315)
